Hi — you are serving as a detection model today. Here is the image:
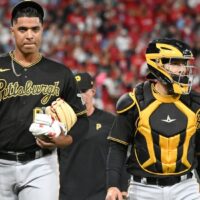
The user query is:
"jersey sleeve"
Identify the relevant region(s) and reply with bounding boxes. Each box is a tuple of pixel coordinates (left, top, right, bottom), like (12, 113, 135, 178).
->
(107, 92, 138, 145)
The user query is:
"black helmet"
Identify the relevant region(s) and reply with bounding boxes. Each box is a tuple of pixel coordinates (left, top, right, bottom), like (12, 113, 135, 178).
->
(145, 38, 194, 94)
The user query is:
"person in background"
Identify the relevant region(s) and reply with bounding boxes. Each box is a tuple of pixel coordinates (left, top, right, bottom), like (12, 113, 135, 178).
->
(59, 72, 129, 200)
(105, 38, 200, 200)
(0, 1, 88, 200)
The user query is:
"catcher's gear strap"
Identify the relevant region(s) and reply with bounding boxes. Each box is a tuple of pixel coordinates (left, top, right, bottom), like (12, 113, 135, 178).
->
(116, 92, 136, 114)
(116, 81, 155, 114)
(180, 90, 200, 132)
(116, 80, 200, 116)
(181, 90, 200, 113)
(135, 81, 200, 114)
(134, 81, 155, 111)
(45, 98, 77, 132)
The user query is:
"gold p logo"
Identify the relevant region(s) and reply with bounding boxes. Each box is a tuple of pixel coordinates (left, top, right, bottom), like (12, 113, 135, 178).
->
(75, 75, 81, 82)
(96, 123, 102, 130)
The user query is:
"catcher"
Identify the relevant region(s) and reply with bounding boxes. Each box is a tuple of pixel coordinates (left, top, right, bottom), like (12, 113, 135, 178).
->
(106, 38, 200, 200)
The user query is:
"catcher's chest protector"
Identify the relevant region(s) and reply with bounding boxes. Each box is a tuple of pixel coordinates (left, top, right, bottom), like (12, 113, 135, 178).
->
(133, 81, 197, 175)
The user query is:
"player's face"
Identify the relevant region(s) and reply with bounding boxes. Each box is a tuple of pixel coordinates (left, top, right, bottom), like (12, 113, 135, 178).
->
(164, 64, 188, 76)
(163, 58, 195, 75)
(10, 17, 43, 55)
(163, 58, 194, 94)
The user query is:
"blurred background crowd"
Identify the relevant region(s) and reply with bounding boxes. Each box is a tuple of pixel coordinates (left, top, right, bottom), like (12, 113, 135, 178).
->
(0, 0, 200, 112)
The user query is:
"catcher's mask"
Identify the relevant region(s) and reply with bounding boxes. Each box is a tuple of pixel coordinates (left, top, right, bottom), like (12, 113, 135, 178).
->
(145, 38, 195, 95)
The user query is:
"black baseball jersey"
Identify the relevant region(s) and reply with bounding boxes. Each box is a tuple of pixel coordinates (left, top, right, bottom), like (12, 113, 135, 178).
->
(59, 108, 115, 200)
(108, 81, 200, 180)
(0, 52, 86, 151)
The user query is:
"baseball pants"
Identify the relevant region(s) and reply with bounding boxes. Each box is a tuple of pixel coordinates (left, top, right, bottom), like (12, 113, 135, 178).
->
(127, 176, 200, 200)
(0, 150, 59, 200)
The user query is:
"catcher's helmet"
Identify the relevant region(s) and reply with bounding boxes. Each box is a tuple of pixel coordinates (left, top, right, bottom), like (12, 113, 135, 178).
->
(145, 38, 194, 94)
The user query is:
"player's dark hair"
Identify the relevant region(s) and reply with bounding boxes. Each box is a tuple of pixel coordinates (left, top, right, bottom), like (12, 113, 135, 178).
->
(11, 7, 43, 25)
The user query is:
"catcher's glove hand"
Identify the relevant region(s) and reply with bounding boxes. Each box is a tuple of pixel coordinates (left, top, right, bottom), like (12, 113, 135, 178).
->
(45, 98, 77, 132)
(29, 113, 66, 142)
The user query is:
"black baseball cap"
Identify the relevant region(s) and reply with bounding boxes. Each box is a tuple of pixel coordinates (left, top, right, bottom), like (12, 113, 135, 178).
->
(11, 1, 44, 23)
(75, 73, 94, 91)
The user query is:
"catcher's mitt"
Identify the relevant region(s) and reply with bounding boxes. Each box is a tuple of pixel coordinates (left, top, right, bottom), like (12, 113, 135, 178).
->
(45, 98, 77, 132)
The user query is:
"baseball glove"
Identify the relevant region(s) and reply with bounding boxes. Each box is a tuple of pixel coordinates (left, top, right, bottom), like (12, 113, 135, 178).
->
(45, 98, 77, 132)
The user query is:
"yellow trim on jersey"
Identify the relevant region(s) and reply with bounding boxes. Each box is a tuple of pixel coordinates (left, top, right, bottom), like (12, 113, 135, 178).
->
(107, 136, 129, 146)
(9, 51, 42, 68)
(117, 92, 136, 114)
(76, 110, 87, 116)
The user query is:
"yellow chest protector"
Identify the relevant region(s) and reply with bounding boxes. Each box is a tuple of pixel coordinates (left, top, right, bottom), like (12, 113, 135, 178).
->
(133, 81, 197, 175)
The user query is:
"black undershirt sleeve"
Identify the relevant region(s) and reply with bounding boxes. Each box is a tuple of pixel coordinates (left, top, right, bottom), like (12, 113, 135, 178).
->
(106, 141, 128, 189)
(120, 157, 130, 191)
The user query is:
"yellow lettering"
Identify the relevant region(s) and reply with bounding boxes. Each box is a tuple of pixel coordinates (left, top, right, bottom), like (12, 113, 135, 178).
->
(0, 80, 60, 105)
(0, 79, 6, 101)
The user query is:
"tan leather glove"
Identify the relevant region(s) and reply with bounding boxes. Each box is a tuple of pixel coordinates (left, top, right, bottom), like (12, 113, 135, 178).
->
(45, 98, 77, 132)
